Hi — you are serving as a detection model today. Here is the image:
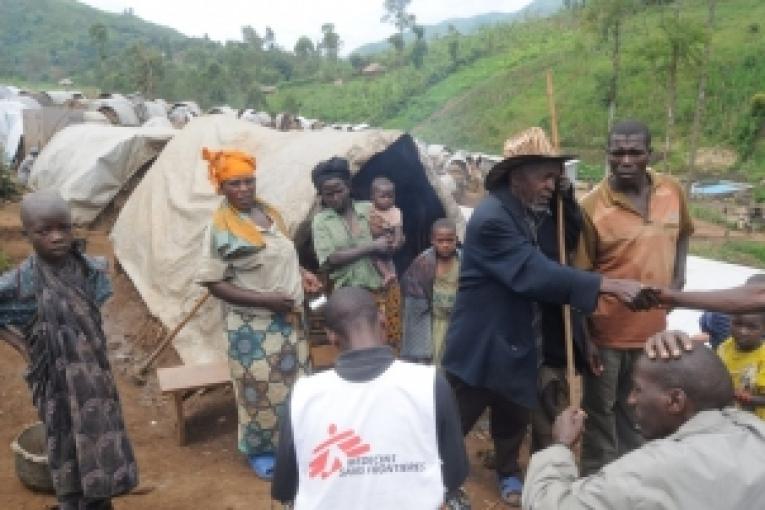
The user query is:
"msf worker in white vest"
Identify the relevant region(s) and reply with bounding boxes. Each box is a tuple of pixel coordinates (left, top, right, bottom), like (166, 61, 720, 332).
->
(272, 287, 469, 509)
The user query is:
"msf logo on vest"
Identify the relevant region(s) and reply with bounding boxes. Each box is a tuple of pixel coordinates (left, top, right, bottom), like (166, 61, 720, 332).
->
(309, 424, 371, 479)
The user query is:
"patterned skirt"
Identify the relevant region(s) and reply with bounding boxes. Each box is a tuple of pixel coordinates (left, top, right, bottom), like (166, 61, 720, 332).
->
(225, 308, 310, 455)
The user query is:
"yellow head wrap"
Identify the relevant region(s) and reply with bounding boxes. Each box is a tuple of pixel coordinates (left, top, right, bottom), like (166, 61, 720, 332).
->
(202, 147, 256, 190)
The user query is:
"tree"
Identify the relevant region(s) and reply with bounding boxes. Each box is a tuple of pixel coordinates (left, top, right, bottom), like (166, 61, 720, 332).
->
(126, 43, 165, 97)
(294, 36, 315, 59)
(584, 0, 640, 130)
(202, 61, 228, 104)
(387, 33, 404, 53)
(282, 94, 301, 114)
(381, 0, 415, 33)
(687, 0, 717, 190)
(639, 1, 705, 169)
(319, 23, 341, 62)
(381, 0, 415, 55)
(264, 26, 276, 50)
(89, 23, 109, 62)
(241, 25, 263, 49)
(270, 51, 295, 80)
(349, 53, 368, 73)
(410, 25, 427, 68)
(447, 25, 460, 66)
(660, 3, 705, 170)
(245, 85, 268, 110)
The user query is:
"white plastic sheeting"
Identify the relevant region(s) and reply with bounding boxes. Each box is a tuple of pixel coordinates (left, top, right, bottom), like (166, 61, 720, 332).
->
(142, 116, 173, 129)
(88, 98, 141, 126)
(0, 100, 25, 161)
(135, 100, 168, 122)
(239, 109, 272, 126)
(667, 256, 761, 334)
(28, 124, 175, 223)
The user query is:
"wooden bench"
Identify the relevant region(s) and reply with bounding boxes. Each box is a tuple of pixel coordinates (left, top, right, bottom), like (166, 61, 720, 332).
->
(157, 361, 232, 446)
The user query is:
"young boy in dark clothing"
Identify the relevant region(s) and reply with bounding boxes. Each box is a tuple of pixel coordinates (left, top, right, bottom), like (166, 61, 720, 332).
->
(0, 190, 138, 510)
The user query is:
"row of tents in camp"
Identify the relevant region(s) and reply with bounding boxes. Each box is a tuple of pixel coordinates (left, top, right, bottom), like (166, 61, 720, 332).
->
(1, 84, 502, 203)
(0, 84, 383, 167)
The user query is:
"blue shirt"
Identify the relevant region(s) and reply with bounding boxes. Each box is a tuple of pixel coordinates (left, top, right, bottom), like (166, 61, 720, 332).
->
(0, 254, 112, 327)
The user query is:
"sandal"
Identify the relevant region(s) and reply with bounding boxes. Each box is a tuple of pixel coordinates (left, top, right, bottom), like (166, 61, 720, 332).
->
(248, 453, 275, 480)
(499, 475, 523, 507)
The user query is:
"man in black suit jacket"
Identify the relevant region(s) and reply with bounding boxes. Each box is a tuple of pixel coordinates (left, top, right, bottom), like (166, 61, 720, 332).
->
(441, 128, 647, 506)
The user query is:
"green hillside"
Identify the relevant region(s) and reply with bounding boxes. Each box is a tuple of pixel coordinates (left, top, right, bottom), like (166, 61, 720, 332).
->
(272, 0, 764, 176)
(0, 0, 188, 83)
(400, 0, 764, 160)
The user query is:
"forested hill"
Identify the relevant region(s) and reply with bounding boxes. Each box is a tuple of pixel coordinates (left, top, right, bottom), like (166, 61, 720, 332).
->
(0, 0, 188, 83)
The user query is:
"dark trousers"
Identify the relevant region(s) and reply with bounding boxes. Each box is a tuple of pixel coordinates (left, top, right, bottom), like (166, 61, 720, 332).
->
(446, 373, 530, 478)
(57, 494, 113, 510)
(580, 347, 644, 475)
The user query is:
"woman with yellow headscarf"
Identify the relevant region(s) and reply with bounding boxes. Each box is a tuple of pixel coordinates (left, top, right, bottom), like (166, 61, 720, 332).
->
(196, 148, 322, 480)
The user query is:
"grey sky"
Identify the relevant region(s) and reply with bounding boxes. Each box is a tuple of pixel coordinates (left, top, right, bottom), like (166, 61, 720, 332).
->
(80, 0, 533, 54)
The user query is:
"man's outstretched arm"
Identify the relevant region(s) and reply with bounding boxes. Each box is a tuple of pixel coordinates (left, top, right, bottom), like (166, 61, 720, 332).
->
(659, 285, 765, 314)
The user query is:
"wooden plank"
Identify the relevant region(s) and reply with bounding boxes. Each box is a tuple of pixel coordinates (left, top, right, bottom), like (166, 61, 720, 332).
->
(157, 361, 230, 393)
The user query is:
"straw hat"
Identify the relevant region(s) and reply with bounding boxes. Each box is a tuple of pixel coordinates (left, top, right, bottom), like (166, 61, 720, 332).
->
(484, 127, 575, 191)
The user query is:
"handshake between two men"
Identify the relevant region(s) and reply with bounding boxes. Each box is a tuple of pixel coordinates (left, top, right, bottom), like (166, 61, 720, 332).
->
(598, 277, 668, 311)
(602, 276, 765, 315)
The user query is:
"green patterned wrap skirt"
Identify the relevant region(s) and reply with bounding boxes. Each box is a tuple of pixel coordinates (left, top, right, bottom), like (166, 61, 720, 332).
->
(225, 308, 310, 455)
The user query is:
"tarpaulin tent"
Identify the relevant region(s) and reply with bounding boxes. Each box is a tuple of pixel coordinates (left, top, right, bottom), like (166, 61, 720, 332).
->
(110, 115, 463, 364)
(0, 85, 20, 99)
(15, 95, 42, 110)
(22, 107, 86, 157)
(41, 90, 84, 106)
(0, 100, 26, 162)
(135, 100, 169, 123)
(88, 98, 141, 126)
(28, 124, 175, 224)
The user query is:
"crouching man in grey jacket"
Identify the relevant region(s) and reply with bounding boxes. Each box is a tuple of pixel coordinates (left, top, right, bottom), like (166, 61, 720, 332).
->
(522, 342, 765, 510)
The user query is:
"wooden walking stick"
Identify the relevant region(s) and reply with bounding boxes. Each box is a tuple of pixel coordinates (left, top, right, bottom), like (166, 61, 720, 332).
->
(131, 291, 211, 384)
(546, 69, 577, 405)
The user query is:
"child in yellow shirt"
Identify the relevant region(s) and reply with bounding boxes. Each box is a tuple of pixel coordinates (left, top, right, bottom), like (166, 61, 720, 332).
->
(717, 312, 765, 419)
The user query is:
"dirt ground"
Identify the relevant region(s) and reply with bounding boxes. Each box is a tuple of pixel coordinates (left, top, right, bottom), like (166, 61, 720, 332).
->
(0, 199, 514, 509)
